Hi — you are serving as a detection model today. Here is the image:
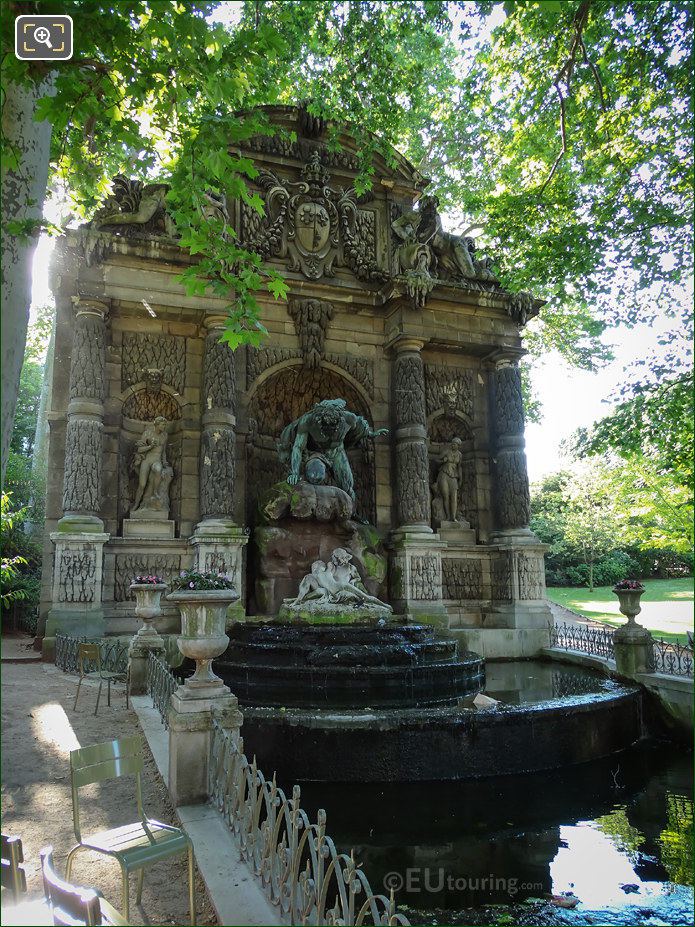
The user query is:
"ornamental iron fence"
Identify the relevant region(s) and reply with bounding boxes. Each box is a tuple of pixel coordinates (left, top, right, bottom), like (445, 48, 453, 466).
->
(146, 651, 178, 727)
(55, 633, 129, 675)
(550, 621, 615, 661)
(649, 636, 693, 678)
(208, 720, 409, 926)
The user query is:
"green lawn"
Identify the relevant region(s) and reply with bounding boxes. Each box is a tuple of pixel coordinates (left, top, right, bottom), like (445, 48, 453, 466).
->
(547, 578, 694, 644)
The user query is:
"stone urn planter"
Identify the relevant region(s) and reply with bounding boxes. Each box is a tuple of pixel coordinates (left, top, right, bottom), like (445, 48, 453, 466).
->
(612, 581, 646, 628)
(167, 582, 239, 691)
(612, 581, 652, 676)
(130, 581, 167, 638)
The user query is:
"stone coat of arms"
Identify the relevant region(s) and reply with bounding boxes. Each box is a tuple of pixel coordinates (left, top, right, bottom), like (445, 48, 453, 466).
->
(242, 151, 384, 283)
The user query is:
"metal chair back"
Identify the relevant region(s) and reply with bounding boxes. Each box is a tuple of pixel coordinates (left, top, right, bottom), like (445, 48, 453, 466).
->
(77, 643, 102, 676)
(40, 846, 103, 926)
(70, 735, 146, 843)
(1, 833, 27, 900)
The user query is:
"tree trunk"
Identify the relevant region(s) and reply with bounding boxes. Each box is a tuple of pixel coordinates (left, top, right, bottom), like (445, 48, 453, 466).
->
(1, 77, 55, 486)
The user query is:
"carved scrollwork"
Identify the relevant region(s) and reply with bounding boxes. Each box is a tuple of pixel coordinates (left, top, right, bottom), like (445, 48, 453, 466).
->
(241, 152, 384, 282)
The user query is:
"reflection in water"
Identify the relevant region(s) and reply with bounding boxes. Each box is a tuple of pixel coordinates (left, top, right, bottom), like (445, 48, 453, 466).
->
(551, 821, 668, 909)
(298, 742, 693, 920)
(480, 661, 614, 705)
(659, 794, 694, 886)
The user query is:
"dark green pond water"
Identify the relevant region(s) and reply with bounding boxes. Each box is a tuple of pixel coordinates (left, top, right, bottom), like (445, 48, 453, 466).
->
(299, 740, 693, 926)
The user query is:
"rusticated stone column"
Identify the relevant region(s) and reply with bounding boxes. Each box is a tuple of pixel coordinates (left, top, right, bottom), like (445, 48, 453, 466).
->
(45, 298, 110, 652)
(60, 299, 108, 530)
(489, 350, 532, 539)
(389, 336, 447, 625)
(392, 337, 431, 531)
(192, 313, 248, 617)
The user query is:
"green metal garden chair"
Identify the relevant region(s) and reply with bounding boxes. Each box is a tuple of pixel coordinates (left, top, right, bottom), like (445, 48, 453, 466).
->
(66, 735, 196, 924)
(73, 643, 128, 716)
(41, 845, 127, 926)
(1, 833, 27, 902)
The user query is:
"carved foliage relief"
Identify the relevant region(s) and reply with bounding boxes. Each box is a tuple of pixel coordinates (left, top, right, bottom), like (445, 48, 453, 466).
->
(491, 554, 513, 602)
(442, 558, 483, 600)
(410, 555, 439, 601)
(425, 365, 473, 418)
(204, 331, 236, 412)
(200, 428, 236, 519)
(114, 554, 181, 601)
(494, 450, 531, 529)
(396, 442, 430, 525)
(57, 548, 97, 603)
(394, 354, 426, 426)
(69, 315, 106, 402)
(121, 332, 186, 395)
(63, 419, 103, 514)
(288, 298, 334, 369)
(518, 554, 545, 600)
(494, 365, 524, 436)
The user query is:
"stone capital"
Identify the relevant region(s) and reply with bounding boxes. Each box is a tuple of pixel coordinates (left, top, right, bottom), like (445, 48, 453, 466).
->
(485, 346, 526, 369)
(202, 311, 229, 333)
(72, 296, 109, 321)
(389, 335, 426, 355)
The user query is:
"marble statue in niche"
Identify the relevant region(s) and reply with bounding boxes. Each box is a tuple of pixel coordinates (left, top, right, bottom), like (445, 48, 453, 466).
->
(278, 398, 387, 505)
(431, 436, 464, 525)
(130, 416, 173, 518)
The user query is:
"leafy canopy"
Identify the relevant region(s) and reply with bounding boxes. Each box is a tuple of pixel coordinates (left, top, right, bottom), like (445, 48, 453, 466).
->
(2, 1, 691, 364)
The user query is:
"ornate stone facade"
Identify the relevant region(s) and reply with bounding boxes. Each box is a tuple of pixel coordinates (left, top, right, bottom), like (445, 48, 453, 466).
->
(41, 105, 550, 659)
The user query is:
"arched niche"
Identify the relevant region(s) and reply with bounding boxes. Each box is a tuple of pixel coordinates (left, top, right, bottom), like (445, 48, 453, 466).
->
(117, 387, 183, 533)
(428, 411, 479, 529)
(246, 363, 376, 524)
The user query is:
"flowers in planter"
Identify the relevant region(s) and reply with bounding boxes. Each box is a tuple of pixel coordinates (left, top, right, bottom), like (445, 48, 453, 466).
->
(170, 569, 235, 591)
(133, 574, 165, 585)
(613, 579, 645, 590)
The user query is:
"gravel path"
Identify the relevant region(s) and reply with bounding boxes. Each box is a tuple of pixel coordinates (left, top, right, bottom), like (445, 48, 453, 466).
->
(1, 652, 218, 926)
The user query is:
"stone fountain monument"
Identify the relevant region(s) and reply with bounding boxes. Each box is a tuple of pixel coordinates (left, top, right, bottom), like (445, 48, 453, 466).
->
(39, 103, 551, 673)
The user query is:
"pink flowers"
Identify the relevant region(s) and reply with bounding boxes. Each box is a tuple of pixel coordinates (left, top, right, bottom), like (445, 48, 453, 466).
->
(133, 574, 164, 585)
(613, 579, 645, 591)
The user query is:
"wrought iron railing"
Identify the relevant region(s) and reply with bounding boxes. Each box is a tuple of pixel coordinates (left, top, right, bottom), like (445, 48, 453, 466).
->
(649, 636, 693, 678)
(208, 720, 409, 926)
(550, 621, 616, 661)
(55, 633, 129, 675)
(146, 651, 177, 727)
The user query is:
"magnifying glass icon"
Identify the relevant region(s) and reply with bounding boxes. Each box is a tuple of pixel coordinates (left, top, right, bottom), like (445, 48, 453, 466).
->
(33, 26, 53, 49)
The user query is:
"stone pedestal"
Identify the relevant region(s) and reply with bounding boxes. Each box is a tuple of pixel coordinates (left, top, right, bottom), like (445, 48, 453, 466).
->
(128, 631, 165, 695)
(191, 520, 248, 621)
(168, 688, 242, 806)
(438, 521, 477, 545)
(389, 529, 448, 626)
(44, 531, 110, 657)
(123, 518, 175, 539)
(614, 623, 654, 677)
